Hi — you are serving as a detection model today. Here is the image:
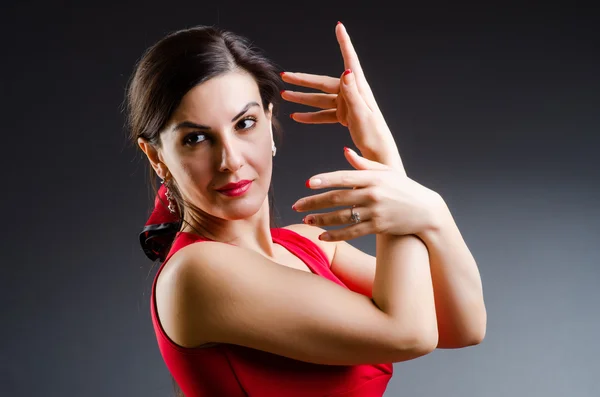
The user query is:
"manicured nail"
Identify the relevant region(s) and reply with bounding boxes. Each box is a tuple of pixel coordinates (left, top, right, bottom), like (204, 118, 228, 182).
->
(290, 113, 295, 119)
(343, 69, 352, 76)
(319, 232, 330, 241)
(304, 216, 315, 225)
(344, 146, 350, 153)
(337, 21, 342, 25)
(280, 71, 286, 76)
(306, 178, 322, 188)
(292, 204, 297, 210)
(280, 90, 285, 95)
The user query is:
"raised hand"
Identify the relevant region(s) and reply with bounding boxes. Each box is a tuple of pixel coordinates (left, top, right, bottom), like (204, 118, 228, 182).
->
(291, 147, 441, 241)
(281, 22, 405, 173)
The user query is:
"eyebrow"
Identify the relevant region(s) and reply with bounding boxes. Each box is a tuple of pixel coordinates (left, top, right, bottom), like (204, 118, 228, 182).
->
(173, 101, 261, 131)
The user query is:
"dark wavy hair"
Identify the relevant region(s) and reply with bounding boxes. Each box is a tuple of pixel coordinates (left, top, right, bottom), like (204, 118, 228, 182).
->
(124, 25, 284, 396)
(127, 25, 284, 257)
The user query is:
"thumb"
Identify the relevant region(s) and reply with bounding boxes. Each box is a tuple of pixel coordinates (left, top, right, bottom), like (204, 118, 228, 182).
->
(339, 69, 367, 112)
(344, 146, 389, 170)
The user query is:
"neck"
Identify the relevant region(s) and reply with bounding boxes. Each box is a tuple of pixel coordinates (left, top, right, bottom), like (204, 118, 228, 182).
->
(180, 197, 277, 259)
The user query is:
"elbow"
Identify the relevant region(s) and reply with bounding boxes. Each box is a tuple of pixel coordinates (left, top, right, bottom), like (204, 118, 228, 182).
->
(442, 316, 487, 348)
(468, 324, 487, 346)
(389, 322, 438, 362)
(411, 323, 439, 355)
(458, 330, 485, 348)
(421, 327, 440, 354)
(468, 308, 487, 346)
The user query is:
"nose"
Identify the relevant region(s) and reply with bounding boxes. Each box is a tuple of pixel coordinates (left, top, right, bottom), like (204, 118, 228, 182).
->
(218, 139, 243, 173)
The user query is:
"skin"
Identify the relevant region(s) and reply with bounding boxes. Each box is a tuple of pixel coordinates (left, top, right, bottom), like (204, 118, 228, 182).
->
(138, 23, 485, 354)
(137, 69, 335, 263)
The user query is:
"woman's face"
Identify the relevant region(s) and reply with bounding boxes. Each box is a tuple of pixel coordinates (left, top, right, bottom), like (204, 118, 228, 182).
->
(158, 70, 274, 221)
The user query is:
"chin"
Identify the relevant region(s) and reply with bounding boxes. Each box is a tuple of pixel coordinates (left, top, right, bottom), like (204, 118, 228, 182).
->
(215, 192, 267, 221)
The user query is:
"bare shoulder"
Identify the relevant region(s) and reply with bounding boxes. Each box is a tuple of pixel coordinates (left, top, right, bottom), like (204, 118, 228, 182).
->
(154, 234, 436, 364)
(282, 223, 337, 267)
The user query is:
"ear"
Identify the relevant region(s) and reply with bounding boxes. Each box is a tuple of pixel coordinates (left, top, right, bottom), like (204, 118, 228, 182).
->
(266, 102, 274, 141)
(137, 137, 169, 179)
(266, 102, 273, 120)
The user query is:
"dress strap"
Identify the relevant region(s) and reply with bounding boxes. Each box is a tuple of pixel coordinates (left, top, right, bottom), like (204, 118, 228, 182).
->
(272, 228, 347, 288)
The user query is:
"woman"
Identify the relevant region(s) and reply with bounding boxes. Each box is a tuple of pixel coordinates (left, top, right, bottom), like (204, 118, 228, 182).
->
(128, 22, 486, 397)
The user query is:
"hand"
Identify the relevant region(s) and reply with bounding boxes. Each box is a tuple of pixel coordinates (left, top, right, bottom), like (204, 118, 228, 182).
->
(291, 147, 442, 241)
(281, 22, 405, 173)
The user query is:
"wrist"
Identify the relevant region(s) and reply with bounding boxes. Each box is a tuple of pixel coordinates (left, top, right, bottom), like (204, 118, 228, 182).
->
(360, 145, 405, 174)
(416, 193, 450, 243)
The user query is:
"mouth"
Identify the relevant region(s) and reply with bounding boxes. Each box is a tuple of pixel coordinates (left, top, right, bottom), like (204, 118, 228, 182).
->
(215, 180, 253, 197)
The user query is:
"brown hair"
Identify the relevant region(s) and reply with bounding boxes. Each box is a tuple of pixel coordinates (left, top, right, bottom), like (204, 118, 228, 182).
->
(124, 25, 284, 395)
(126, 25, 284, 255)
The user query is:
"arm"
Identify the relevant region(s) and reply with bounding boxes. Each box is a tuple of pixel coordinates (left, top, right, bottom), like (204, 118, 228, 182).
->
(282, 22, 481, 349)
(327, 201, 486, 349)
(288, 223, 439, 348)
(416, 198, 487, 348)
(157, 236, 438, 366)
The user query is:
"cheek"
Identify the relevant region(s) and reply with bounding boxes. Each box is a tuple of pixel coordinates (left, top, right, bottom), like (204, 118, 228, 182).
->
(179, 161, 215, 204)
(180, 159, 211, 187)
(247, 135, 273, 172)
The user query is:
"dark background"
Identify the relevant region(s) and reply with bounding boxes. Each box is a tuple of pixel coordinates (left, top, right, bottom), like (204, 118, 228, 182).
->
(1, 1, 599, 396)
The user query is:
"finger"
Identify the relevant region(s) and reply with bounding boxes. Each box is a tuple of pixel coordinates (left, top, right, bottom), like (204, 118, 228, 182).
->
(281, 90, 337, 110)
(281, 72, 340, 94)
(335, 23, 365, 82)
(335, 23, 378, 110)
(290, 109, 338, 124)
(303, 206, 371, 228)
(293, 188, 364, 212)
(318, 220, 373, 242)
(339, 69, 369, 116)
(336, 95, 348, 127)
(344, 147, 390, 171)
(306, 168, 377, 189)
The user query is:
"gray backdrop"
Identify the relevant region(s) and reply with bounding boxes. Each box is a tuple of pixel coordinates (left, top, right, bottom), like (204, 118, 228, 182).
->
(1, 1, 598, 396)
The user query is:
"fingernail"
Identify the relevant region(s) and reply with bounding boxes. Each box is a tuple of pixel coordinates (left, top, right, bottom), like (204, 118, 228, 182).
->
(319, 232, 330, 241)
(280, 90, 285, 95)
(337, 21, 342, 25)
(292, 204, 297, 210)
(307, 178, 322, 187)
(343, 69, 352, 85)
(304, 216, 315, 225)
(344, 146, 350, 153)
(290, 113, 295, 119)
(280, 71, 286, 76)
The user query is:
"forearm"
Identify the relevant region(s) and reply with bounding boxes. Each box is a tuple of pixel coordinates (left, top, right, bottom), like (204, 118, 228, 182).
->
(359, 129, 406, 176)
(371, 233, 438, 348)
(416, 198, 487, 348)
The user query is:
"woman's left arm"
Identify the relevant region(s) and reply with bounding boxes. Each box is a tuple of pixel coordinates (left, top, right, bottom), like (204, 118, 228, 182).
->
(297, 209, 486, 349)
(416, 197, 487, 348)
(314, 196, 487, 349)
(293, 177, 486, 349)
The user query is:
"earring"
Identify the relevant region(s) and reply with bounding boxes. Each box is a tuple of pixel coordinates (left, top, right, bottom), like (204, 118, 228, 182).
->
(160, 176, 176, 213)
(272, 142, 277, 157)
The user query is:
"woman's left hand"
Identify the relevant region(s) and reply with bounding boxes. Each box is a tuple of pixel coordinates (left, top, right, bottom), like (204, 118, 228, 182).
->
(292, 147, 442, 241)
(281, 22, 404, 173)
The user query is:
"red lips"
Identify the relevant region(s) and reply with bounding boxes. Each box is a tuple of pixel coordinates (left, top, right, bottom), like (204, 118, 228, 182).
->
(215, 180, 252, 191)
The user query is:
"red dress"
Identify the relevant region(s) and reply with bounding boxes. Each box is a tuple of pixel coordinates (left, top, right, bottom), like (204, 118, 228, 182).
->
(150, 227, 393, 396)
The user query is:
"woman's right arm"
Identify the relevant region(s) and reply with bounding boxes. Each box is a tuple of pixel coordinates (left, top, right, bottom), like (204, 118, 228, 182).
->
(157, 235, 436, 366)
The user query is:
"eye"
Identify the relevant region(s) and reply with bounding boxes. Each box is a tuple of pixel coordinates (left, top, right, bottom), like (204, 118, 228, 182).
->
(236, 117, 257, 130)
(183, 133, 207, 146)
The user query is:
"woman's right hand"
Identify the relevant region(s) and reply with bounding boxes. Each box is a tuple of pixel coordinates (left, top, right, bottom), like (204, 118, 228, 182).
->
(281, 22, 405, 174)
